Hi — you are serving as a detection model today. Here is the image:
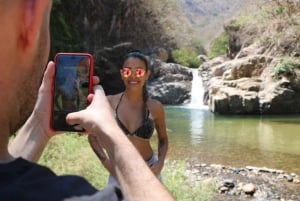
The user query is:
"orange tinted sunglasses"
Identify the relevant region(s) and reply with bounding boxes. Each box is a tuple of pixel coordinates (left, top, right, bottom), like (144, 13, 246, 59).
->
(122, 67, 146, 78)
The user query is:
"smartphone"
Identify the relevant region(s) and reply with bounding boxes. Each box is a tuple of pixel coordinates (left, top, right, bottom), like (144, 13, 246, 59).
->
(51, 53, 94, 132)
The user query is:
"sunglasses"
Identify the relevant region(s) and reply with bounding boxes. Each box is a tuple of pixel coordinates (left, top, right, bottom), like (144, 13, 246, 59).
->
(121, 67, 146, 78)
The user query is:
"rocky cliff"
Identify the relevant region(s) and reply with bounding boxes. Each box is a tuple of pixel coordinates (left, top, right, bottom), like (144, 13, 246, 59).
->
(200, 2, 300, 114)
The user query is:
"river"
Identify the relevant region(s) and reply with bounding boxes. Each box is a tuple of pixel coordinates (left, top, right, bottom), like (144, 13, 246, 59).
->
(160, 106, 300, 174)
(155, 69, 300, 174)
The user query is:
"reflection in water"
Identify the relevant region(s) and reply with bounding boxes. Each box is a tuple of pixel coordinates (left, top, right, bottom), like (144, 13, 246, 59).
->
(257, 120, 276, 154)
(257, 118, 300, 155)
(189, 108, 205, 145)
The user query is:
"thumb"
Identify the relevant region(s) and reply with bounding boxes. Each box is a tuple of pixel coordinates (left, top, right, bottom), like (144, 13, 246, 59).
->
(40, 61, 55, 92)
(65, 111, 83, 126)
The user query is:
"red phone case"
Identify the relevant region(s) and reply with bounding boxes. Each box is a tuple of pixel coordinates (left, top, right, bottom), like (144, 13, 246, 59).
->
(50, 53, 94, 132)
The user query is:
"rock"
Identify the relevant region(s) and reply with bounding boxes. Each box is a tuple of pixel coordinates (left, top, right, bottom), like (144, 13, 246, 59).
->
(198, 29, 300, 115)
(242, 183, 256, 195)
(286, 175, 294, 182)
(187, 161, 300, 201)
(207, 79, 261, 114)
(223, 179, 235, 188)
(219, 186, 229, 194)
(147, 60, 192, 104)
(293, 176, 300, 184)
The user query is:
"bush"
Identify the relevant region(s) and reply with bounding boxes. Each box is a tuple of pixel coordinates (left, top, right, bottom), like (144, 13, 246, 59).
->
(171, 47, 202, 68)
(208, 32, 229, 59)
(272, 58, 300, 79)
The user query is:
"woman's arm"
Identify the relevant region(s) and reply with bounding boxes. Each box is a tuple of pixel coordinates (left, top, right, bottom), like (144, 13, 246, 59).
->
(149, 100, 169, 176)
(88, 134, 115, 177)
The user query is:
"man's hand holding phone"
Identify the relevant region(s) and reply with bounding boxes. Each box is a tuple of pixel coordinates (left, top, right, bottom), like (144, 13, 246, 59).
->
(10, 56, 99, 161)
(51, 53, 94, 132)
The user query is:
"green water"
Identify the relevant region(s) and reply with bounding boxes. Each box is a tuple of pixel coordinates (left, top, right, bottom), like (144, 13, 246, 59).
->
(162, 105, 300, 174)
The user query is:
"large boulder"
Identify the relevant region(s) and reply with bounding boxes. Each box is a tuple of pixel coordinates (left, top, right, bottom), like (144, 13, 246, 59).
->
(207, 77, 260, 114)
(147, 59, 193, 104)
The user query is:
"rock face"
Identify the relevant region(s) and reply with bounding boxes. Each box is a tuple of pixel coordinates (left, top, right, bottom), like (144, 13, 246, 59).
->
(202, 52, 300, 114)
(200, 9, 300, 114)
(148, 60, 193, 104)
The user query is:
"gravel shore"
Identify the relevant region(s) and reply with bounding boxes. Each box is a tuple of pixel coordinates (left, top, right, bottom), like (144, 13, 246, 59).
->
(187, 163, 300, 201)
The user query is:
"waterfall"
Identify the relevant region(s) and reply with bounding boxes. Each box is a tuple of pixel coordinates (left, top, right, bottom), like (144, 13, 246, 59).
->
(188, 69, 205, 109)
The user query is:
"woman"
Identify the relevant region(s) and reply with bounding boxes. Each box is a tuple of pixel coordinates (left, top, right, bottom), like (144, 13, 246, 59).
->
(89, 51, 168, 184)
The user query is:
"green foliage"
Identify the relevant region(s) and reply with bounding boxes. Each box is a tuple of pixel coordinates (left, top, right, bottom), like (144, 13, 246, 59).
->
(50, 1, 84, 58)
(264, 0, 300, 18)
(275, 5, 285, 15)
(37, 134, 216, 200)
(227, 16, 253, 30)
(171, 47, 202, 68)
(272, 58, 300, 79)
(208, 32, 229, 59)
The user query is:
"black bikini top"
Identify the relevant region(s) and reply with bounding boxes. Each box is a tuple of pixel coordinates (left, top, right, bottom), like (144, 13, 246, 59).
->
(115, 93, 154, 140)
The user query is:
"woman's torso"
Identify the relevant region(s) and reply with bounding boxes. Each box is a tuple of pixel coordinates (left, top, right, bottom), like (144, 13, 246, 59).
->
(108, 93, 155, 160)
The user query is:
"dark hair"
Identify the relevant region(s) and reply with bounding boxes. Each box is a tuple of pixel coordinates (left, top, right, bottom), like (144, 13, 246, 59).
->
(123, 50, 149, 101)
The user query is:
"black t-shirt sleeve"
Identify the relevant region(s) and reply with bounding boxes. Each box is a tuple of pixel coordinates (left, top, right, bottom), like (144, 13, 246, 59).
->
(0, 158, 127, 201)
(64, 185, 128, 201)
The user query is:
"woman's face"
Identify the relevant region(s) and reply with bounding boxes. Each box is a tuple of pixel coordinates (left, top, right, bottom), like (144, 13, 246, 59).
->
(120, 57, 150, 90)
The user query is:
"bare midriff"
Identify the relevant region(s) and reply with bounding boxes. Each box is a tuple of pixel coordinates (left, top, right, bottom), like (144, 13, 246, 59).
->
(128, 136, 153, 161)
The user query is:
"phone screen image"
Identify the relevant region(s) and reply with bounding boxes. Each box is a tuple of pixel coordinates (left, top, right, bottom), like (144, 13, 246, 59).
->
(51, 53, 94, 132)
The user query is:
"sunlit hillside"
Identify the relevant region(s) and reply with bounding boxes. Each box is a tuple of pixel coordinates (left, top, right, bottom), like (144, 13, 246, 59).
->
(149, 0, 261, 48)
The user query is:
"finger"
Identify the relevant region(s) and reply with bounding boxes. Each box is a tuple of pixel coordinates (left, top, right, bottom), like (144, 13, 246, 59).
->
(65, 111, 82, 126)
(92, 76, 100, 85)
(87, 94, 95, 103)
(89, 85, 106, 106)
(93, 84, 105, 94)
(40, 61, 55, 91)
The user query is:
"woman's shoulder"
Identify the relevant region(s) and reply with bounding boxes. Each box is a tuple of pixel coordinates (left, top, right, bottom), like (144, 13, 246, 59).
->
(107, 93, 123, 108)
(147, 99, 165, 120)
(107, 93, 122, 101)
(147, 99, 164, 112)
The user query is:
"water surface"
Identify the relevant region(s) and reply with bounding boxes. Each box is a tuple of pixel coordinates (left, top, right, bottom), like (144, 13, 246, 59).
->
(160, 106, 300, 174)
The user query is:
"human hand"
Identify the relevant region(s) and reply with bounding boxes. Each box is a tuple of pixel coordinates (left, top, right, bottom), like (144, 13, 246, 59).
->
(66, 85, 118, 144)
(149, 161, 163, 177)
(30, 61, 60, 138)
(31, 61, 100, 137)
(10, 62, 62, 161)
(10, 62, 100, 161)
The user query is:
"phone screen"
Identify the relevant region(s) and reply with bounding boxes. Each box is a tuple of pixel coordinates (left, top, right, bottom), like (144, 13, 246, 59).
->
(51, 53, 94, 132)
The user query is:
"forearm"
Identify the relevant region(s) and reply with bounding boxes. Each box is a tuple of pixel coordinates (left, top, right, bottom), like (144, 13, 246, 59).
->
(91, 144, 115, 176)
(9, 112, 51, 162)
(158, 139, 168, 166)
(101, 160, 115, 177)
